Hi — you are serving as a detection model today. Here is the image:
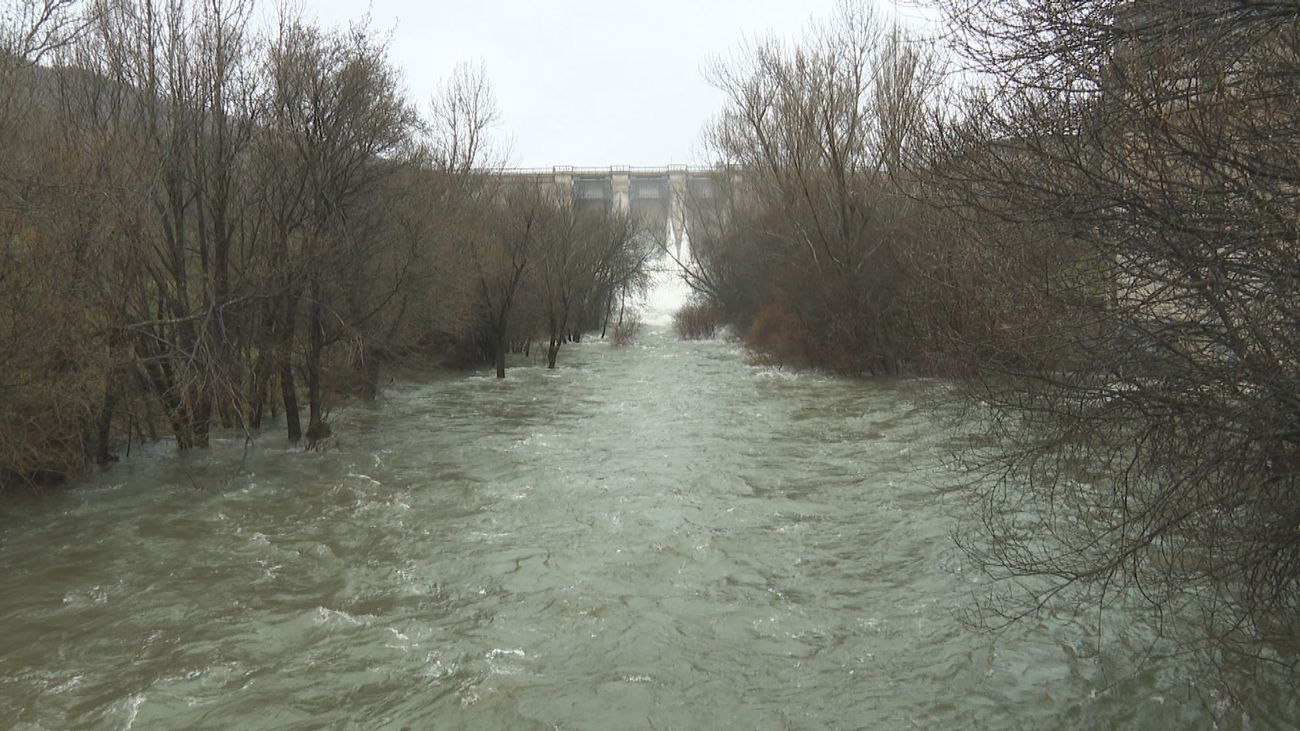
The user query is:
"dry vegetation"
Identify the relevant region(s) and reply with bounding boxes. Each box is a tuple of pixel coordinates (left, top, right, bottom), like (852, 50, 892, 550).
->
(676, 0, 1300, 692)
(679, 2, 959, 374)
(930, 0, 1300, 682)
(0, 0, 654, 489)
(3, 0, 1299, 699)
(671, 301, 721, 340)
(611, 308, 642, 346)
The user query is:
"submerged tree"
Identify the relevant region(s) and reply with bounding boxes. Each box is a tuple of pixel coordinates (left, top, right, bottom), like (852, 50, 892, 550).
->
(0, 0, 495, 487)
(927, 0, 1300, 687)
(261, 12, 418, 440)
(466, 182, 547, 378)
(535, 204, 651, 368)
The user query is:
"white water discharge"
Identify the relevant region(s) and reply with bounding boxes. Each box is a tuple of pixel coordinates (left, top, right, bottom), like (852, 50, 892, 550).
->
(638, 237, 693, 328)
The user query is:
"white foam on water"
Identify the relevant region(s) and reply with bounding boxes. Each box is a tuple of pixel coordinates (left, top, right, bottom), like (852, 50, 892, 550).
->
(487, 647, 526, 659)
(122, 693, 146, 729)
(315, 607, 364, 626)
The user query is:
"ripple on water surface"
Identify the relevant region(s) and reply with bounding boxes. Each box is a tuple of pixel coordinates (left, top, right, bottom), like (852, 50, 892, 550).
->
(0, 326, 1293, 729)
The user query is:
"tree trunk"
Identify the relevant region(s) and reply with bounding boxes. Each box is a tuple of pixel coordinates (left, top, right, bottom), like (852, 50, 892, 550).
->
(94, 382, 117, 465)
(494, 330, 507, 378)
(189, 393, 212, 449)
(280, 363, 301, 442)
(249, 353, 269, 430)
(361, 345, 381, 401)
(306, 291, 324, 432)
(600, 292, 615, 339)
(546, 315, 560, 369)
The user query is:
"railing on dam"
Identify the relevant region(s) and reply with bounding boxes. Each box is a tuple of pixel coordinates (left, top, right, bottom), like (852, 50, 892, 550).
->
(498, 164, 719, 177)
(490, 165, 734, 248)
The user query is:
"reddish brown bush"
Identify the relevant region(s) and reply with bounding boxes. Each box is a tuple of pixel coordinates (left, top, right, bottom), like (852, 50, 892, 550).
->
(672, 302, 722, 340)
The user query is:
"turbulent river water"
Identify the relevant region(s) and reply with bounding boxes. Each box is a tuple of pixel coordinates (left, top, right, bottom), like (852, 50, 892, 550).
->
(0, 270, 1292, 729)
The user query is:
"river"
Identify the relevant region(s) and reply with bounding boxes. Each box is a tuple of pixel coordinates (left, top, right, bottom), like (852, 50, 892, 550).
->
(0, 273, 1290, 729)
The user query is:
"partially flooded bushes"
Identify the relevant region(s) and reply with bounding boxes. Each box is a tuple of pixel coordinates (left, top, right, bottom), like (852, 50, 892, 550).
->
(677, 4, 993, 376)
(611, 308, 643, 346)
(672, 302, 721, 340)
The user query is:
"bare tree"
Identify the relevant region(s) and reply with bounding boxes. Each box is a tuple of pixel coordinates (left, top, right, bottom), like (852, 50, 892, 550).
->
(925, 0, 1300, 688)
(0, 0, 500, 482)
(1, 0, 86, 67)
(535, 203, 651, 367)
(260, 11, 417, 440)
(429, 60, 499, 174)
(697, 0, 943, 373)
(467, 182, 547, 378)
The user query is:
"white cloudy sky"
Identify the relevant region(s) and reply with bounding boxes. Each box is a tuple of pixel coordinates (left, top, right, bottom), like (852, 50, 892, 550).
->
(301, 0, 937, 168)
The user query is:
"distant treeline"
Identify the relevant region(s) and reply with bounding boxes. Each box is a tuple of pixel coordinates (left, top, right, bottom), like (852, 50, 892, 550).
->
(0, 0, 655, 487)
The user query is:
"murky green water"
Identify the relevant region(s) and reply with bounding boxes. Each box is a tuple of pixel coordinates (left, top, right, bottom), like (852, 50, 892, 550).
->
(0, 327, 1292, 729)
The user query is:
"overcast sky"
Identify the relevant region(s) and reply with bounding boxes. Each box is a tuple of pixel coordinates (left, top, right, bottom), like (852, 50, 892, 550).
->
(301, 1, 936, 169)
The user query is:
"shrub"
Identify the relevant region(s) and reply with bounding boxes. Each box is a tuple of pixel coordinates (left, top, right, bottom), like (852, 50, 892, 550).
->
(611, 309, 642, 346)
(672, 302, 721, 340)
